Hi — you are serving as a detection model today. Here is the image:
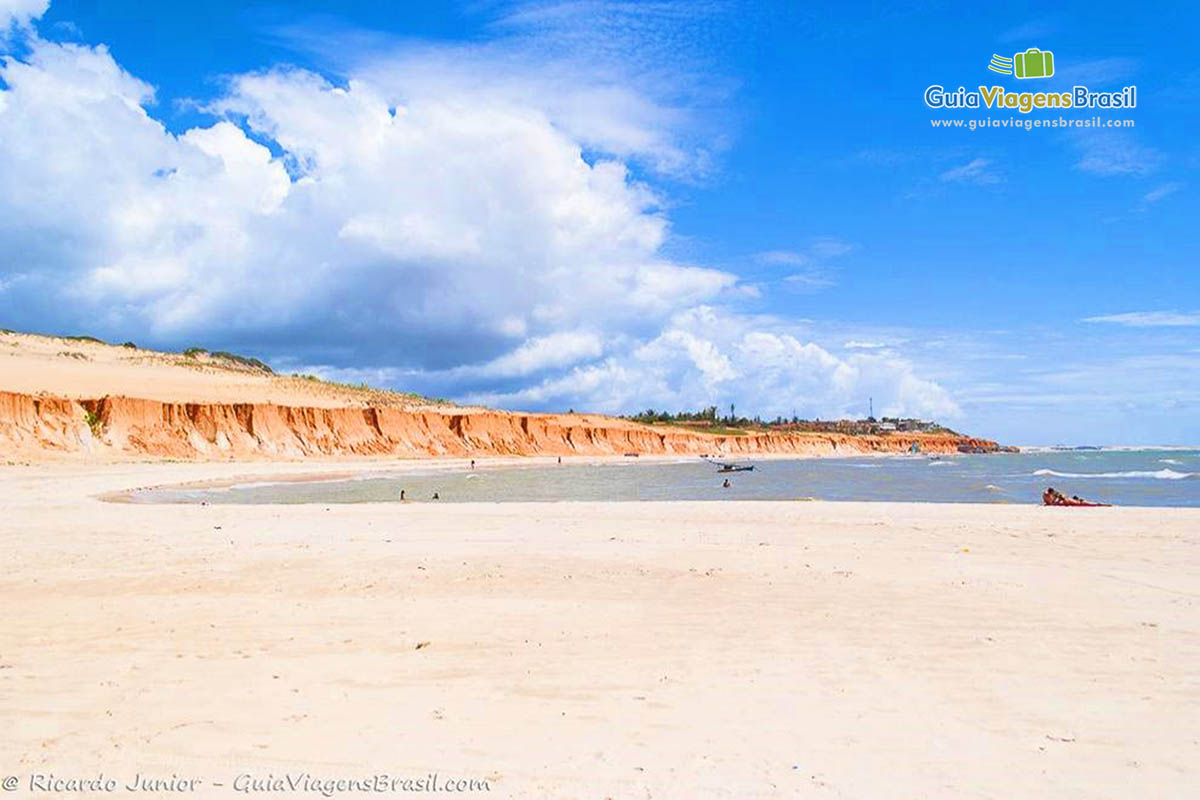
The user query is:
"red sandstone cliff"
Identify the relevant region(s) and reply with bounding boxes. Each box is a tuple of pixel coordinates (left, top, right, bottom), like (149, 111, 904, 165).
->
(0, 390, 998, 462)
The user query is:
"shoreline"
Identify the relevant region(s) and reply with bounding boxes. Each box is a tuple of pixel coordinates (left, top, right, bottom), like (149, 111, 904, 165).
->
(27, 449, 1190, 509)
(93, 450, 948, 497)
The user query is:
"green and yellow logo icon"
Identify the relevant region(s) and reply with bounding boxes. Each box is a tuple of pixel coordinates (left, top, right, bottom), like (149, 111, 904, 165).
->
(988, 47, 1055, 79)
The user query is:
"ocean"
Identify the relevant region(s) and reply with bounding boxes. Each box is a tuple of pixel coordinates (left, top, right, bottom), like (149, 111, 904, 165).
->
(134, 448, 1200, 507)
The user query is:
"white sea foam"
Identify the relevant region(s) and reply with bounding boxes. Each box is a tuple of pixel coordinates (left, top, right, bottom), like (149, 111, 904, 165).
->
(1017, 446, 1199, 453)
(1032, 468, 1195, 481)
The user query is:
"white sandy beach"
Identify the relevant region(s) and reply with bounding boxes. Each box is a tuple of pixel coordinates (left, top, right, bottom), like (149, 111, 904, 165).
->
(1, 0, 1195, 796)
(2, 460, 1197, 799)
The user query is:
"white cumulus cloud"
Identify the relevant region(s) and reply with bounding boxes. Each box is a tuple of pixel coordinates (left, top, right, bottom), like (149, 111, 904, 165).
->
(0, 0, 47, 29)
(466, 307, 961, 419)
(0, 7, 959, 422)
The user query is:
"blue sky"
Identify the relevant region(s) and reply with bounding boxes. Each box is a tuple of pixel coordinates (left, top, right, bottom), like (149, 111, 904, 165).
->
(1, 0, 1197, 444)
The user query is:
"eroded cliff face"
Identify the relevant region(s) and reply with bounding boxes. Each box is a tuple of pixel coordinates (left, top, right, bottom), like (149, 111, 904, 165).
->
(0, 390, 997, 461)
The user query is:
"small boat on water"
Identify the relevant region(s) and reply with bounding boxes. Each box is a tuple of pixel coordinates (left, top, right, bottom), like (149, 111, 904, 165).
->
(704, 456, 755, 473)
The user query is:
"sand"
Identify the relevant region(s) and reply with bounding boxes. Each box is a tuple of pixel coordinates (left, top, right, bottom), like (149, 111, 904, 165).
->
(0, 331, 445, 409)
(2, 459, 1197, 799)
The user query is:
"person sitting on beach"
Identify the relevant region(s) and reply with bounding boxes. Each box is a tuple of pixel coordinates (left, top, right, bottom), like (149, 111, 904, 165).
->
(1042, 487, 1068, 505)
(1043, 487, 1107, 507)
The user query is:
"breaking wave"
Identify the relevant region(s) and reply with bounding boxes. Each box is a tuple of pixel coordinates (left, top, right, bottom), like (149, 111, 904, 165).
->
(1032, 468, 1195, 481)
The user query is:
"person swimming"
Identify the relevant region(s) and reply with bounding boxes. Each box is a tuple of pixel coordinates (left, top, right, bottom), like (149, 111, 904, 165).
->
(722, 478, 731, 488)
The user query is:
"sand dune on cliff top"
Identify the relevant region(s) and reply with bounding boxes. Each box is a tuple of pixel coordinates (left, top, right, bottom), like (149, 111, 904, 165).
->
(0, 330, 458, 411)
(0, 330, 634, 430)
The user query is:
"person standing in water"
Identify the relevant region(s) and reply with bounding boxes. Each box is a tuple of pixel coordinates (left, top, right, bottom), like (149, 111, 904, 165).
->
(722, 478, 731, 489)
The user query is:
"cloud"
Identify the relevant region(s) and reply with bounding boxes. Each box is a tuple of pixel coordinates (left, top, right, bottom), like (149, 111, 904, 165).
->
(0, 0, 47, 29)
(782, 272, 835, 291)
(1, 39, 719, 355)
(755, 237, 853, 292)
(466, 306, 960, 420)
(457, 330, 605, 379)
(1084, 311, 1200, 327)
(1141, 182, 1182, 205)
(1073, 133, 1160, 176)
(938, 157, 1002, 185)
(269, 0, 734, 180)
(903, 326, 1200, 445)
(0, 7, 957, 422)
(808, 238, 854, 259)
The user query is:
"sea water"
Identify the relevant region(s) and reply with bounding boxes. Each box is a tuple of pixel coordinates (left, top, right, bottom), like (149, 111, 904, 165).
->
(134, 448, 1200, 507)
